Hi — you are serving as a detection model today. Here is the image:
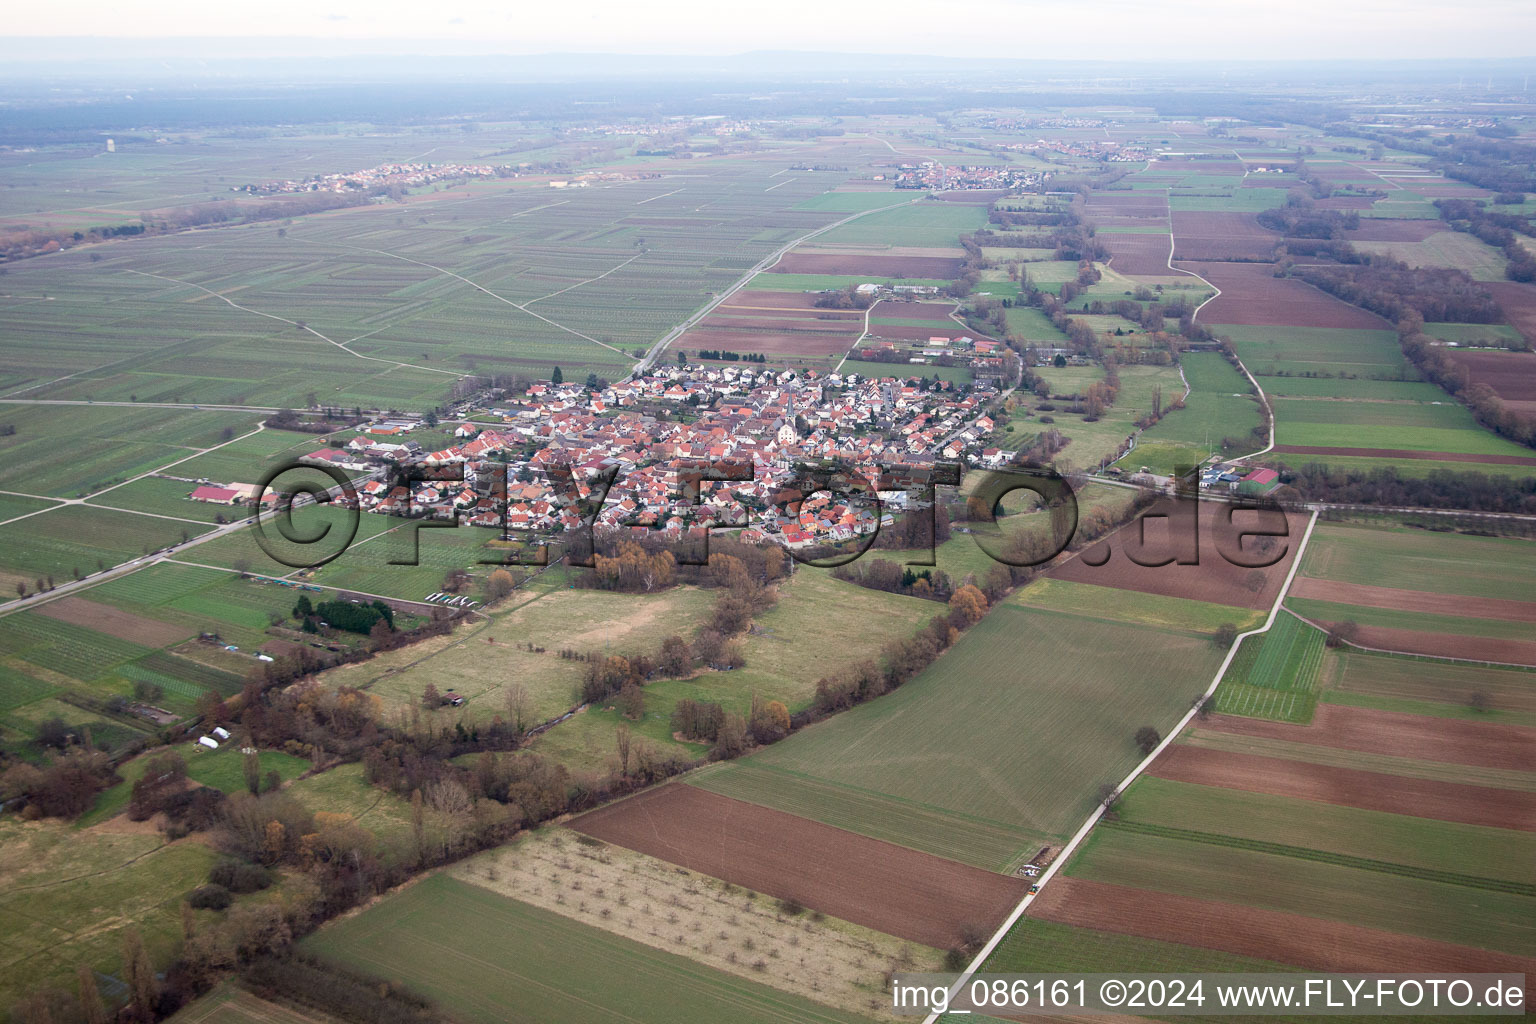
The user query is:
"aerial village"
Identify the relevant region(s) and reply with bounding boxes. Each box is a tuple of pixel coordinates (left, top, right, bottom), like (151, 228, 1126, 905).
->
(289, 362, 1008, 551)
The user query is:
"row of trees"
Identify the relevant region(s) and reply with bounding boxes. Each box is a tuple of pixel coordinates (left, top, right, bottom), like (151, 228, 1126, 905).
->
(1256, 199, 1360, 239)
(812, 285, 876, 310)
(1395, 311, 1536, 449)
(809, 584, 987, 715)
(1297, 256, 1502, 324)
(692, 349, 768, 362)
(1435, 199, 1536, 285)
(1280, 462, 1536, 514)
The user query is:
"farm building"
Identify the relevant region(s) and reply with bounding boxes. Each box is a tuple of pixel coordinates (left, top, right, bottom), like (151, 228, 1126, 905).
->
(189, 485, 241, 504)
(1237, 467, 1280, 496)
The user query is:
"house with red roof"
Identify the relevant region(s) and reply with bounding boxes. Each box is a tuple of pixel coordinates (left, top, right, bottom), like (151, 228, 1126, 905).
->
(189, 485, 240, 505)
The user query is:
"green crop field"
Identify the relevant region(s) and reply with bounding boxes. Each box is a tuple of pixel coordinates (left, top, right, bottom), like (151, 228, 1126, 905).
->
(1169, 188, 1290, 212)
(1362, 193, 1443, 219)
(1263, 378, 1446, 401)
(304, 873, 878, 1024)
(0, 543, 440, 752)
(0, 494, 60, 523)
(184, 504, 399, 579)
(810, 202, 987, 248)
(1020, 261, 1082, 292)
(1331, 649, 1536, 717)
(0, 161, 881, 406)
(690, 601, 1225, 870)
(1271, 396, 1533, 457)
(1271, 449, 1536, 480)
(1213, 612, 1326, 722)
(1353, 231, 1509, 281)
(1003, 306, 1068, 341)
(1218, 325, 1412, 379)
(168, 428, 345, 485)
(1115, 776, 1536, 887)
(1124, 352, 1261, 471)
(1299, 522, 1536, 602)
(1066, 826, 1536, 955)
(1424, 322, 1526, 347)
(793, 191, 919, 212)
(0, 504, 214, 587)
(0, 610, 154, 681)
(1011, 578, 1262, 636)
(0, 405, 260, 497)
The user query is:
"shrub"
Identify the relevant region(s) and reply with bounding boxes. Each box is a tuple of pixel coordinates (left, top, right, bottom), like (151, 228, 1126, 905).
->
(777, 896, 806, 916)
(209, 858, 273, 894)
(188, 883, 232, 910)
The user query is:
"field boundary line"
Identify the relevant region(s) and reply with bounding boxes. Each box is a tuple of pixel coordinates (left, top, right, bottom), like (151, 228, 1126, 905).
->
(283, 237, 632, 359)
(1285, 607, 1536, 670)
(1162, 200, 1276, 466)
(833, 297, 885, 374)
(633, 196, 925, 374)
(1100, 819, 1536, 896)
(525, 251, 647, 306)
(122, 268, 463, 377)
(922, 507, 1320, 1024)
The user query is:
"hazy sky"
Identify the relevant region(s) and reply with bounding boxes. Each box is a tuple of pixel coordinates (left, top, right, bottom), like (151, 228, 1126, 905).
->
(8, 0, 1536, 60)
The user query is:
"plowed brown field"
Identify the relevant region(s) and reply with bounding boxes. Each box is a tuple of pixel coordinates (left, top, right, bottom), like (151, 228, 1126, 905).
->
(1442, 347, 1536, 416)
(771, 253, 965, 278)
(1030, 878, 1536, 981)
(1344, 219, 1445, 242)
(34, 596, 189, 647)
(1487, 281, 1536, 347)
(1339, 624, 1536, 667)
(1148, 745, 1536, 831)
(1289, 578, 1536, 623)
(1178, 262, 1389, 328)
(1049, 501, 1309, 610)
(570, 784, 1027, 949)
(1203, 706, 1536, 771)
(1171, 212, 1279, 262)
(1102, 232, 1174, 276)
